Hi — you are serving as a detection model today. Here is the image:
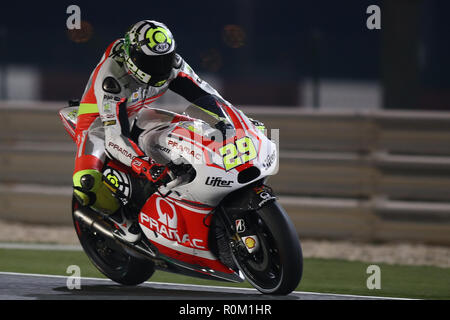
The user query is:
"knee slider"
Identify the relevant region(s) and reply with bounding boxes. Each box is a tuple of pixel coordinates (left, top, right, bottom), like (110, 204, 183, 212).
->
(73, 170, 102, 206)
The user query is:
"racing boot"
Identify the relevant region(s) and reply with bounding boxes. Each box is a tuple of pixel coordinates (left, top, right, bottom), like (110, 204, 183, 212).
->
(108, 207, 141, 243)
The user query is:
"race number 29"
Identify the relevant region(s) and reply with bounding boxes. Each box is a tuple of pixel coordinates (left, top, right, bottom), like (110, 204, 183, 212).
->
(219, 137, 257, 171)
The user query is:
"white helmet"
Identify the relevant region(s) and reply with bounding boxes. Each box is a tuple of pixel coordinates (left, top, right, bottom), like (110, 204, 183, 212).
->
(123, 20, 176, 86)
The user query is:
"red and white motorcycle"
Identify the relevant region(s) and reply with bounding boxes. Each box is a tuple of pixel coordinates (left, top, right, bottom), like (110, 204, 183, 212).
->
(59, 97, 303, 295)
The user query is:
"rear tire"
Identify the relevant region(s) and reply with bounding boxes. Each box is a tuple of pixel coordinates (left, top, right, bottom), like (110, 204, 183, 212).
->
(231, 201, 303, 295)
(72, 197, 155, 286)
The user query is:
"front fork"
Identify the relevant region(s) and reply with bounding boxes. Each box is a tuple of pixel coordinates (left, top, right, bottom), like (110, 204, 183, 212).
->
(216, 184, 276, 258)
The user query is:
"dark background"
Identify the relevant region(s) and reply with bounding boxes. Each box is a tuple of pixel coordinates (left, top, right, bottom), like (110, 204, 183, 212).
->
(0, 0, 449, 109)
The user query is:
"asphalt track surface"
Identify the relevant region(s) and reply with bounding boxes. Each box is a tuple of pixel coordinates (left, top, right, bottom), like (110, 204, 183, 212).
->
(0, 272, 407, 300)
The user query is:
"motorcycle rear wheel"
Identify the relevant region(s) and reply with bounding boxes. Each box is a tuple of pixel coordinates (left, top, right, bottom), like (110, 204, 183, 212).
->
(230, 201, 303, 295)
(72, 197, 155, 286)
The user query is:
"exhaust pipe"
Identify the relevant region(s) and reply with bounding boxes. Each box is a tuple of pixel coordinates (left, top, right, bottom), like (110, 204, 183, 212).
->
(73, 208, 115, 240)
(73, 207, 158, 259)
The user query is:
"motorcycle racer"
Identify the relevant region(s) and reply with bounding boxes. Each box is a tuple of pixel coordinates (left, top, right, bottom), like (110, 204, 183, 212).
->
(73, 20, 228, 242)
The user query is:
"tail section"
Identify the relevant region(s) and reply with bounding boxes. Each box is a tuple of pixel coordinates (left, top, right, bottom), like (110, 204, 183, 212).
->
(59, 100, 79, 141)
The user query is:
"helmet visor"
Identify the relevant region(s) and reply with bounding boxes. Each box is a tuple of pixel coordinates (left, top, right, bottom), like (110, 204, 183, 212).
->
(130, 48, 175, 84)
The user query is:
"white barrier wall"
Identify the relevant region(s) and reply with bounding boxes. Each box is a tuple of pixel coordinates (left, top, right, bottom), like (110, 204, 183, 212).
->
(1, 101, 450, 245)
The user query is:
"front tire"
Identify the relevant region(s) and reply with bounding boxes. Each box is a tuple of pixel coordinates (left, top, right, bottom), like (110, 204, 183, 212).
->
(72, 197, 155, 286)
(231, 201, 303, 295)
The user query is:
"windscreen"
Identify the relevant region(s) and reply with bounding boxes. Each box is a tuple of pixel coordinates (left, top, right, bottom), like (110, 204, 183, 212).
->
(183, 100, 236, 140)
(183, 104, 227, 127)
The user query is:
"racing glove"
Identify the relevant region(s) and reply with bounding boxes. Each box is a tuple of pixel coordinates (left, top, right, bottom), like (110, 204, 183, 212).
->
(248, 118, 266, 133)
(131, 157, 170, 185)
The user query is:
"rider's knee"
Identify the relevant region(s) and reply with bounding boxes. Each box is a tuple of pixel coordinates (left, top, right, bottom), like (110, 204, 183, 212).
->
(73, 169, 119, 214)
(73, 168, 101, 194)
(73, 169, 100, 205)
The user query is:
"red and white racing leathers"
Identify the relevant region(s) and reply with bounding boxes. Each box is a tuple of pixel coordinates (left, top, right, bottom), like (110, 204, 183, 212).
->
(73, 39, 224, 213)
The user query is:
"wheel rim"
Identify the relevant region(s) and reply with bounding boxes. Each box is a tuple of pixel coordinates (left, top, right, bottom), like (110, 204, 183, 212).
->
(232, 216, 283, 292)
(72, 200, 131, 277)
(80, 225, 130, 273)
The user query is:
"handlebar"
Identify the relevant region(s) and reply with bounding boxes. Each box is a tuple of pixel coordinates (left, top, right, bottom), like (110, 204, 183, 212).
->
(153, 162, 196, 197)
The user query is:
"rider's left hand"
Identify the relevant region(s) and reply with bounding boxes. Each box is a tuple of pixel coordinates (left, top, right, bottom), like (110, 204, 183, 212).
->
(249, 118, 266, 133)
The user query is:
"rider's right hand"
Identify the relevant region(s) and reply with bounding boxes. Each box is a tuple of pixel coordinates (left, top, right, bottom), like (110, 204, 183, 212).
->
(131, 157, 170, 185)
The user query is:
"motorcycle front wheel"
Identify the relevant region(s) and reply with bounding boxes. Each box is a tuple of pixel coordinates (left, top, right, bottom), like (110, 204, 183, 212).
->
(71, 197, 155, 286)
(230, 201, 303, 295)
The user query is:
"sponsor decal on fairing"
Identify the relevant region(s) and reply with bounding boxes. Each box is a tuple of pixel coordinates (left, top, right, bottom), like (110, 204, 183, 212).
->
(139, 196, 211, 252)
